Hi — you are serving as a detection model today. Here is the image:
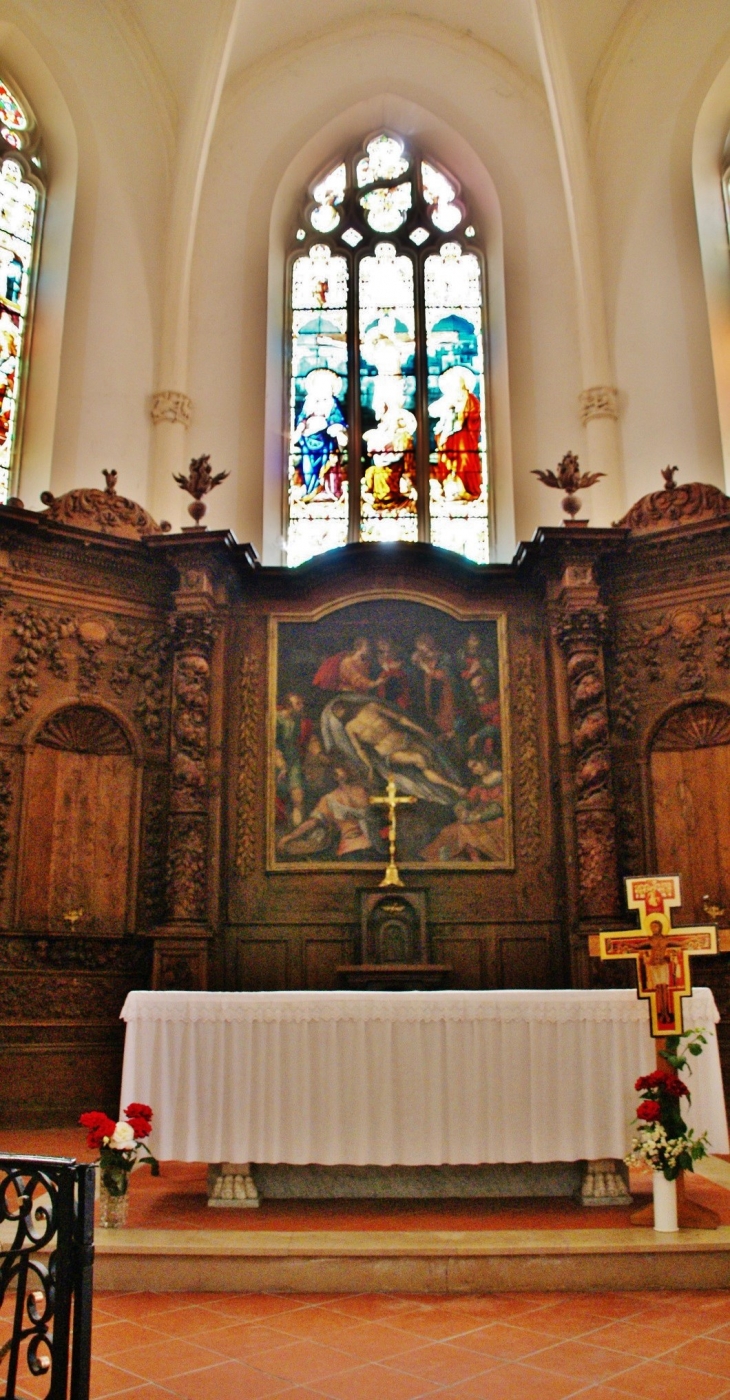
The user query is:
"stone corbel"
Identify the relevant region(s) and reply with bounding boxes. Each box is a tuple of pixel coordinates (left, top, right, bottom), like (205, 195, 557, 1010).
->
(578, 386, 619, 425)
(150, 391, 193, 428)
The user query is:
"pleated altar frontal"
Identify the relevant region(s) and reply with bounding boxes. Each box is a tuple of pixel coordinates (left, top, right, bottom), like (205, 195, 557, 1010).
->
(120, 988, 729, 1166)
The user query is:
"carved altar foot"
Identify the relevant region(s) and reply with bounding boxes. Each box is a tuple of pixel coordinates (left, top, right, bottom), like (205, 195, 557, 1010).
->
(207, 1163, 260, 1208)
(580, 1158, 632, 1207)
(631, 1171, 720, 1229)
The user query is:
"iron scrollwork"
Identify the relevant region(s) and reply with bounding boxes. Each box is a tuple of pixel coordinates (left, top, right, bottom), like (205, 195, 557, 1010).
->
(0, 1155, 95, 1400)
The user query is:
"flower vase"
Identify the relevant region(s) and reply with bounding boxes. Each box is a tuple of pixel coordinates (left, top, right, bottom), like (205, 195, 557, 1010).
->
(652, 1171, 678, 1231)
(99, 1176, 130, 1228)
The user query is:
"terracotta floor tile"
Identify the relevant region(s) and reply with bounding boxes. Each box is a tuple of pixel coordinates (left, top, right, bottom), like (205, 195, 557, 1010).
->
(432, 1360, 581, 1399)
(90, 1360, 151, 1399)
(270, 1308, 373, 1345)
(323, 1295, 415, 1321)
(96, 1296, 196, 1322)
(321, 1320, 432, 1361)
(137, 1307, 231, 1339)
(166, 1358, 291, 1400)
(521, 1302, 632, 1340)
(106, 1339, 224, 1383)
(666, 1339, 730, 1378)
(315, 1361, 440, 1400)
(247, 1338, 361, 1384)
(195, 1295, 311, 1322)
(390, 1340, 497, 1384)
(456, 1320, 558, 1360)
(96, 1389, 181, 1400)
(389, 1308, 484, 1341)
(197, 1320, 299, 1359)
(608, 1359, 729, 1400)
(524, 1338, 632, 1382)
(92, 1320, 173, 1358)
(440, 1295, 553, 1323)
(587, 1318, 686, 1359)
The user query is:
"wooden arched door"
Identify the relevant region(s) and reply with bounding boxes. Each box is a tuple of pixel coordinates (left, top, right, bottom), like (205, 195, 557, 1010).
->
(18, 705, 139, 934)
(650, 700, 730, 1092)
(650, 701, 730, 920)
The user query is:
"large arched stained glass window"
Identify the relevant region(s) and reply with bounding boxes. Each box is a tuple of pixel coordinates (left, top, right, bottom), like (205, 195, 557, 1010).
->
(0, 77, 44, 502)
(287, 134, 488, 567)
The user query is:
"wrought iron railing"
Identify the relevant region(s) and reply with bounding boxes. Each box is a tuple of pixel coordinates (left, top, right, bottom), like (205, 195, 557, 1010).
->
(0, 1156, 95, 1400)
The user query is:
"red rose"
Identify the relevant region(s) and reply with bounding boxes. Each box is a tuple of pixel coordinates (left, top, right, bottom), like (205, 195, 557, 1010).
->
(125, 1103, 153, 1122)
(126, 1115, 152, 1139)
(661, 1074, 689, 1099)
(79, 1110, 116, 1149)
(637, 1101, 661, 1122)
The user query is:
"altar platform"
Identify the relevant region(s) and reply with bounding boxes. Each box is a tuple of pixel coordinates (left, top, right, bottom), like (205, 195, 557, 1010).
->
(6, 1129, 730, 1294)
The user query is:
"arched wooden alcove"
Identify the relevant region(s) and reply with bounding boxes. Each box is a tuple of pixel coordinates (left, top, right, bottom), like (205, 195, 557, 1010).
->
(17, 705, 140, 934)
(649, 699, 730, 921)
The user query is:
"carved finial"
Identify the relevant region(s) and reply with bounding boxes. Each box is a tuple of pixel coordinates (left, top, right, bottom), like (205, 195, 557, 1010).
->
(102, 469, 118, 496)
(173, 454, 230, 529)
(662, 465, 678, 491)
(532, 451, 605, 526)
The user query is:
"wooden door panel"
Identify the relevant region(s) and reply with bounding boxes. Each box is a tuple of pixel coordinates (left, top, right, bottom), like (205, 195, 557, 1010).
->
(20, 746, 134, 934)
(651, 747, 730, 920)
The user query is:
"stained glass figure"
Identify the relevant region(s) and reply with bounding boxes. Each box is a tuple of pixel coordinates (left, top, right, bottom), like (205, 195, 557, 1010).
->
(0, 78, 42, 506)
(422, 162, 461, 232)
(360, 182, 412, 234)
(356, 135, 409, 188)
(310, 162, 346, 234)
(287, 134, 488, 564)
(288, 244, 349, 566)
(359, 242, 418, 543)
(425, 242, 488, 562)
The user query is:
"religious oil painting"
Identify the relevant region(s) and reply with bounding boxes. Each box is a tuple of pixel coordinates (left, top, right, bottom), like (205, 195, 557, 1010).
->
(267, 598, 512, 870)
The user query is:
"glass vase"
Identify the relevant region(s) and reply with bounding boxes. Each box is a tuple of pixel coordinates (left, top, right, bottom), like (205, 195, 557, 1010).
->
(652, 1171, 678, 1232)
(99, 1175, 130, 1228)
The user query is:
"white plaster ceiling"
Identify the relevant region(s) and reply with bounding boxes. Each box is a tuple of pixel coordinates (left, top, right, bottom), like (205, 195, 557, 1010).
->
(119, 0, 635, 114)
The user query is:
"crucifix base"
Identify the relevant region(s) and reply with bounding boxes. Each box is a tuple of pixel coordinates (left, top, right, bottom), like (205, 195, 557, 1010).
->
(630, 1172, 720, 1230)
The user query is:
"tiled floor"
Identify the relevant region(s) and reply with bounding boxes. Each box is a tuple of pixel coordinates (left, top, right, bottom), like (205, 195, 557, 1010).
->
(15, 1290, 730, 1400)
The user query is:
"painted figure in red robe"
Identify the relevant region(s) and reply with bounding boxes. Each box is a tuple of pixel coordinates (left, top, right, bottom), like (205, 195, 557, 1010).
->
(430, 365, 482, 501)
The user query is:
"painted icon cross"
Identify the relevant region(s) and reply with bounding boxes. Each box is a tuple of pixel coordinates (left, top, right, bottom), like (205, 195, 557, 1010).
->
(599, 876, 717, 1037)
(370, 777, 416, 888)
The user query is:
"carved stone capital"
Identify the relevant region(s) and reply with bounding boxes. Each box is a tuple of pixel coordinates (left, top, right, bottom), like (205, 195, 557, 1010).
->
(150, 391, 192, 428)
(578, 385, 619, 424)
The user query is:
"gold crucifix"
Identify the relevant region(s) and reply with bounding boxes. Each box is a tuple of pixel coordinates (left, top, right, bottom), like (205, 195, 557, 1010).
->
(370, 778, 416, 887)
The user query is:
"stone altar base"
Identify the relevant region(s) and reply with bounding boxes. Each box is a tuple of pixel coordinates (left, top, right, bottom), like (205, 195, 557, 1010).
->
(207, 1160, 632, 1208)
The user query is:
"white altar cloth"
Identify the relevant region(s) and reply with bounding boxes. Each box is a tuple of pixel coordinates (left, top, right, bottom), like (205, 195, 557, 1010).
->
(119, 987, 729, 1165)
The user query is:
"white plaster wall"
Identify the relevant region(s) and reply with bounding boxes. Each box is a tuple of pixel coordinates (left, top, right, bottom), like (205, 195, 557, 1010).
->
(2, 0, 169, 509)
(591, 1, 730, 502)
(188, 18, 585, 558)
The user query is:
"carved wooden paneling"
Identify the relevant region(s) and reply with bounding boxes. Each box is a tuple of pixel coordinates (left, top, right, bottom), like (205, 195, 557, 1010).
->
(19, 745, 136, 934)
(498, 934, 552, 989)
(237, 938, 288, 990)
(430, 935, 482, 988)
(304, 938, 352, 989)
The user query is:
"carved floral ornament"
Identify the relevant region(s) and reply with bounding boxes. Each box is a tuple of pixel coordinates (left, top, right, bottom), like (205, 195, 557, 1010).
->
(611, 599, 730, 737)
(578, 386, 619, 424)
(39, 470, 171, 540)
(150, 391, 192, 428)
(615, 466, 730, 536)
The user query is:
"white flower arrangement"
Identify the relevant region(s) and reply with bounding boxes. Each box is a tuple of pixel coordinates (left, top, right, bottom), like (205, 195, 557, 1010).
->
(625, 1121, 709, 1179)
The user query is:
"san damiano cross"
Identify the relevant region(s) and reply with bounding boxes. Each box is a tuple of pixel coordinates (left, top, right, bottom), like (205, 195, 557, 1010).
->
(598, 875, 721, 1229)
(370, 778, 416, 887)
(599, 876, 717, 1037)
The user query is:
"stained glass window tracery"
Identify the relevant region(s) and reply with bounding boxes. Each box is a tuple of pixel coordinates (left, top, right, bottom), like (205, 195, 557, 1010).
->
(287, 133, 488, 565)
(0, 76, 43, 503)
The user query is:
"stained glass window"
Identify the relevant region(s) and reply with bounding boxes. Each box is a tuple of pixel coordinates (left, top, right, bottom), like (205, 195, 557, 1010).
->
(286, 133, 487, 564)
(0, 77, 43, 503)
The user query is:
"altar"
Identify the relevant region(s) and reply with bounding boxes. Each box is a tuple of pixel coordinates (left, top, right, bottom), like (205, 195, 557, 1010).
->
(120, 986, 729, 1203)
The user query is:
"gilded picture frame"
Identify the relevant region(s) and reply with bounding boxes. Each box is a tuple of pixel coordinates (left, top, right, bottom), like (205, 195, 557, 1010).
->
(266, 594, 513, 871)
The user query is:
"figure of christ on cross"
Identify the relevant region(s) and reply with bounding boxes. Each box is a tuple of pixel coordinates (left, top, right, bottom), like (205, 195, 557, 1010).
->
(599, 875, 720, 1228)
(599, 876, 717, 1037)
(370, 777, 416, 887)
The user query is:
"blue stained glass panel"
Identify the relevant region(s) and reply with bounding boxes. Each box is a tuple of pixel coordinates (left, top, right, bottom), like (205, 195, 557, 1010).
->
(288, 244, 350, 567)
(358, 242, 418, 543)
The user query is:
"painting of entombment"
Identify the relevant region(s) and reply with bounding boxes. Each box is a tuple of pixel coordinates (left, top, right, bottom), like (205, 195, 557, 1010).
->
(268, 598, 511, 869)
